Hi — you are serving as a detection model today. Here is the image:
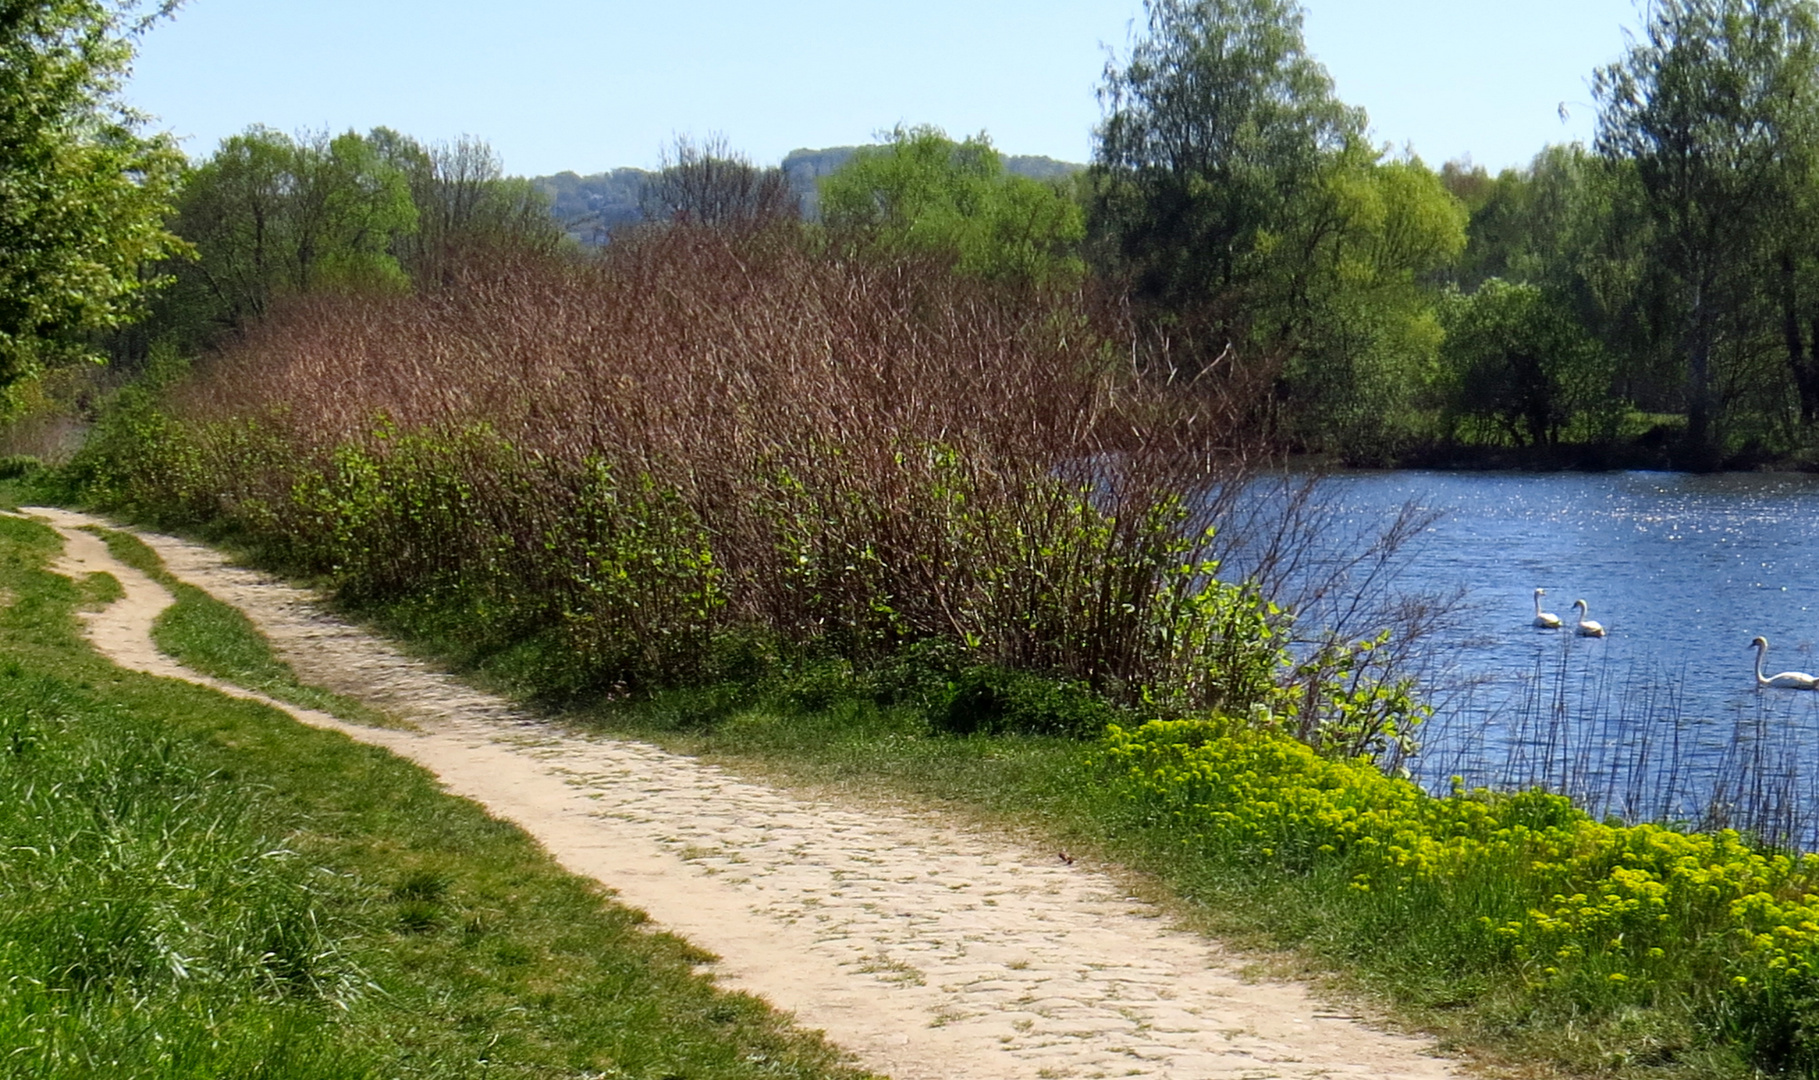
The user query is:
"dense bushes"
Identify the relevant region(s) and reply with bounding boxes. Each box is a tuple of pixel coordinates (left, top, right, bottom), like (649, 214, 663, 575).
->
(70, 230, 1334, 715)
(62, 217, 1819, 1074)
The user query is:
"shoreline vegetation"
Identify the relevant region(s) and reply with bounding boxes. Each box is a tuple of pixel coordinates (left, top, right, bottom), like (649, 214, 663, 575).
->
(33, 217, 1819, 1077)
(23, 0, 1819, 1077)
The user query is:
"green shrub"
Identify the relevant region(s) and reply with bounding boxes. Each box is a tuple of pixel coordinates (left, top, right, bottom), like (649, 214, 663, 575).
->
(1101, 717, 1819, 1074)
(0, 455, 40, 480)
(934, 666, 1123, 738)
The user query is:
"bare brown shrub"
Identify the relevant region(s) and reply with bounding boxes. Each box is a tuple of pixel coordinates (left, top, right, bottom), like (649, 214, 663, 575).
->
(96, 226, 1320, 703)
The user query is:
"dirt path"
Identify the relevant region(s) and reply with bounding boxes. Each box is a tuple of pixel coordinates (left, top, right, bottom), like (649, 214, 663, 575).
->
(24, 507, 1463, 1080)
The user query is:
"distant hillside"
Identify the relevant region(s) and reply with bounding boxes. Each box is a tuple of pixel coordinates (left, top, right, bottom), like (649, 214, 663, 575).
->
(532, 146, 1085, 245)
(532, 168, 649, 245)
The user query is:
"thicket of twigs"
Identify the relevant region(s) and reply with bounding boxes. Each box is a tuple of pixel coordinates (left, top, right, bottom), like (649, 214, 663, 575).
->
(79, 227, 1355, 716)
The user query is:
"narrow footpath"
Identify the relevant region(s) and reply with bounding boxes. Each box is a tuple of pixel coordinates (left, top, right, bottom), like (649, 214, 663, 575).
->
(25, 507, 1464, 1080)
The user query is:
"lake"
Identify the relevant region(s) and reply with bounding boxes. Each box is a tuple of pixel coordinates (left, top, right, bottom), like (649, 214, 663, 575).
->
(1293, 470, 1819, 844)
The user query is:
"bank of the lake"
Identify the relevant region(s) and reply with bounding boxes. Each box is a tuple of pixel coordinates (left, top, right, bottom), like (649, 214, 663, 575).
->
(1263, 469, 1819, 845)
(43, 485, 1819, 1079)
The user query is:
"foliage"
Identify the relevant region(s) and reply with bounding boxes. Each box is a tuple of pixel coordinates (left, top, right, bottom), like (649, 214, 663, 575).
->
(1101, 716, 1819, 1073)
(69, 232, 1311, 712)
(369, 128, 566, 285)
(1091, 0, 1365, 322)
(0, 510, 870, 1078)
(1594, 0, 1819, 466)
(1089, 0, 1466, 461)
(1273, 156, 1467, 461)
(1438, 278, 1617, 446)
(131, 126, 573, 360)
(157, 127, 418, 342)
(0, 0, 187, 403)
(819, 125, 1085, 285)
(934, 666, 1122, 738)
(0, 455, 42, 481)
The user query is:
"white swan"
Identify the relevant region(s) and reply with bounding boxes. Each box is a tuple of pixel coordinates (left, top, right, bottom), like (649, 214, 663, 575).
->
(1751, 636, 1819, 690)
(1532, 588, 1562, 629)
(1571, 599, 1606, 637)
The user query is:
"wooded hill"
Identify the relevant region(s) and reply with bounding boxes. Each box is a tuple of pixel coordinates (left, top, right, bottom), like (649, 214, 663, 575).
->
(534, 146, 1084, 243)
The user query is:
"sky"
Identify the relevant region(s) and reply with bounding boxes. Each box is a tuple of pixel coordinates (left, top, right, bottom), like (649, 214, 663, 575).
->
(125, 0, 1648, 178)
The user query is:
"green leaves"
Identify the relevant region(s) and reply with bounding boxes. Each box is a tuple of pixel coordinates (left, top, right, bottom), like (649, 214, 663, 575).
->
(1091, 0, 1366, 316)
(0, 0, 186, 402)
(1593, 0, 1819, 462)
(169, 127, 419, 333)
(1438, 278, 1617, 447)
(819, 125, 1085, 286)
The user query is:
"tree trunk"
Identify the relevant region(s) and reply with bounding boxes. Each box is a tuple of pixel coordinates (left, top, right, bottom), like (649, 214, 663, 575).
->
(1780, 252, 1819, 425)
(1684, 280, 1720, 471)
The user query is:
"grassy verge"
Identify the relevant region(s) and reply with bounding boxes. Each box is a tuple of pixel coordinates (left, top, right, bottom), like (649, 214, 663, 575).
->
(31, 481, 1778, 1079)
(567, 686, 1756, 1080)
(0, 496, 869, 1078)
(87, 526, 394, 728)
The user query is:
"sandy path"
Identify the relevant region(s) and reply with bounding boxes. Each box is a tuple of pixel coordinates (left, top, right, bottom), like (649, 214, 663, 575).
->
(24, 507, 1462, 1080)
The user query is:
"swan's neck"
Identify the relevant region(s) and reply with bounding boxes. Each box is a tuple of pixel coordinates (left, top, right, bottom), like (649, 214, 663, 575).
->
(1534, 593, 1543, 616)
(1756, 645, 1770, 685)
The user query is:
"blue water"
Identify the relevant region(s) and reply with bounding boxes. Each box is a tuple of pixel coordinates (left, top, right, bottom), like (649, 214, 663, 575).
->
(1282, 470, 1819, 840)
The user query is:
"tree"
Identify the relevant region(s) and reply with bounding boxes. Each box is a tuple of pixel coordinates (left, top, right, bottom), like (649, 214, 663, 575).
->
(640, 135, 796, 229)
(819, 125, 1085, 285)
(1594, 0, 1819, 465)
(371, 129, 566, 284)
(1090, 0, 1365, 335)
(1439, 279, 1616, 447)
(165, 127, 418, 338)
(0, 0, 186, 400)
(1278, 155, 1467, 457)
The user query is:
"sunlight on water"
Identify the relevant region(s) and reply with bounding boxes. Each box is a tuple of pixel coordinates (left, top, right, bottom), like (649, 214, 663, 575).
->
(1290, 470, 1819, 845)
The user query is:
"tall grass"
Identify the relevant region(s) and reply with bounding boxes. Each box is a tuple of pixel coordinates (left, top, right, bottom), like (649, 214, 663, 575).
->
(0, 516, 374, 1077)
(1420, 642, 1819, 851)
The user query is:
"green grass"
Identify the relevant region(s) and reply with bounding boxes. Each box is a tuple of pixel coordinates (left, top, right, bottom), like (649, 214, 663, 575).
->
(89, 526, 395, 727)
(17, 464, 1769, 1078)
(568, 687, 1752, 1080)
(0, 507, 870, 1078)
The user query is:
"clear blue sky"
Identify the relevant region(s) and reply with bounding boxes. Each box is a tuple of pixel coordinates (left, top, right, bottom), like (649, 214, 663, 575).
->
(127, 0, 1645, 177)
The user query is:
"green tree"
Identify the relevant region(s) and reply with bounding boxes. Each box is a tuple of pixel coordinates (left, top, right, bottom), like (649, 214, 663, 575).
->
(0, 0, 186, 401)
(1439, 279, 1616, 447)
(1090, 0, 1365, 336)
(1087, 0, 1470, 463)
(1279, 156, 1467, 458)
(1594, 0, 1819, 465)
(819, 125, 1084, 285)
(370, 129, 565, 285)
(164, 127, 418, 339)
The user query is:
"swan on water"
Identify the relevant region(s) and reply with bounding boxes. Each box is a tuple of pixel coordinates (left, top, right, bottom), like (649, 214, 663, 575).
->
(1571, 599, 1606, 637)
(1532, 588, 1562, 629)
(1750, 636, 1819, 690)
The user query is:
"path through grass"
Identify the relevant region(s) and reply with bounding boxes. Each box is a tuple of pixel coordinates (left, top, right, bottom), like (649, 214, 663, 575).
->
(0, 489, 869, 1080)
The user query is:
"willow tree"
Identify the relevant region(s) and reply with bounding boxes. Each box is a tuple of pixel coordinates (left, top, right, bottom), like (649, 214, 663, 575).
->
(1090, 0, 1365, 341)
(1091, 0, 1465, 457)
(0, 0, 186, 401)
(1594, 0, 1819, 465)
